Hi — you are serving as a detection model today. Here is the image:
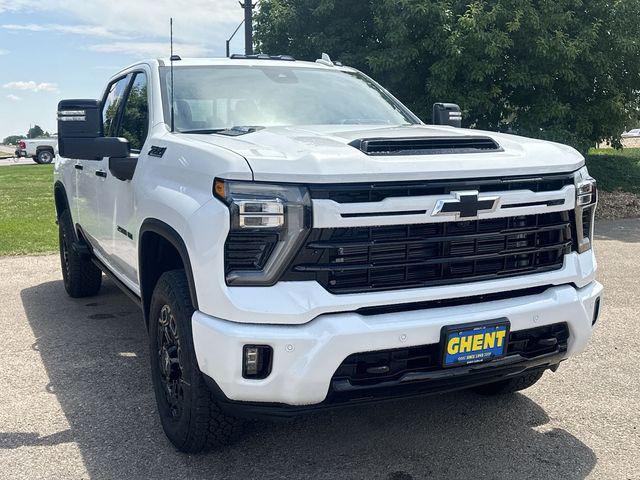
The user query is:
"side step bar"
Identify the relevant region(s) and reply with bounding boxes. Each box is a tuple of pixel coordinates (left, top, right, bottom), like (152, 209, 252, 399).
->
(91, 256, 142, 309)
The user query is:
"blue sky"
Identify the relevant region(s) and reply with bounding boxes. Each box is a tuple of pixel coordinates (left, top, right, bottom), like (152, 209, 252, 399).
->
(0, 0, 246, 140)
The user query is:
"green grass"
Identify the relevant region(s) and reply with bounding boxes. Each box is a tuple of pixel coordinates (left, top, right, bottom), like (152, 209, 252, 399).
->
(586, 148, 640, 194)
(0, 164, 57, 255)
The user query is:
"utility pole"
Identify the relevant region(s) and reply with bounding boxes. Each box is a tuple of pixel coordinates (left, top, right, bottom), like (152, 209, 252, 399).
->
(240, 0, 255, 55)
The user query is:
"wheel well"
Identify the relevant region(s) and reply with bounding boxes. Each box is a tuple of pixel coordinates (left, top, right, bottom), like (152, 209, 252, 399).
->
(139, 228, 197, 326)
(36, 146, 54, 153)
(53, 182, 68, 220)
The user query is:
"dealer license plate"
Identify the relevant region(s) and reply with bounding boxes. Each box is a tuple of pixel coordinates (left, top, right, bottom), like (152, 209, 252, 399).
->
(442, 321, 509, 367)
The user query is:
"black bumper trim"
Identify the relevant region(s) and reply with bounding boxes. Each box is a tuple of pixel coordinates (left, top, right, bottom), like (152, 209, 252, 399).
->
(203, 350, 566, 420)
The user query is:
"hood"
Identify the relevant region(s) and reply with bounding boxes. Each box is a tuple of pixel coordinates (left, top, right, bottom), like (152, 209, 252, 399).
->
(182, 124, 584, 183)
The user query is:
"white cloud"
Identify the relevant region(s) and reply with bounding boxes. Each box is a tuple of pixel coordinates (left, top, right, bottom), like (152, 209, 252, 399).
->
(88, 41, 208, 58)
(1, 23, 121, 38)
(0, 49, 8, 55)
(6, 94, 21, 101)
(0, 0, 244, 56)
(3, 81, 59, 93)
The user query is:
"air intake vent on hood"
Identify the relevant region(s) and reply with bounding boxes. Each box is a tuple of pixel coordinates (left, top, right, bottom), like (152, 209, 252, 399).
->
(350, 136, 502, 156)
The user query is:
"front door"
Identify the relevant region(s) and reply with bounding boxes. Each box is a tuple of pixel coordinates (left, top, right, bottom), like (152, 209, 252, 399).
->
(100, 71, 150, 289)
(78, 74, 131, 256)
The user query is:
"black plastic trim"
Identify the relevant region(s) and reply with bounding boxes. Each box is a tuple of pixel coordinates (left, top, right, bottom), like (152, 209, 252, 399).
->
(138, 219, 199, 315)
(91, 256, 142, 308)
(349, 136, 502, 156)
(308, 172, 576, 203)
(355, 286, 551, 316)
(109, 155, 138, 181)
(203, 352, 565, 419)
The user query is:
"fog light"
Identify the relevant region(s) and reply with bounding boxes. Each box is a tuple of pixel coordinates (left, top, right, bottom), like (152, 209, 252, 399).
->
(242, 345, 273, 379)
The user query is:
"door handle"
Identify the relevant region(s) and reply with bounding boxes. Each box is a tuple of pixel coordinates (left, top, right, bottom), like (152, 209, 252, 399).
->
(74, 164, 83, 170)
(95, 170, 107, 178)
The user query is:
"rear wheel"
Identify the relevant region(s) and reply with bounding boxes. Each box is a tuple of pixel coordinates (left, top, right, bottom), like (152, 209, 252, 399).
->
(58, 209, 102, 297)
(149, 269, 243, 453)
(472, 369, 545, 395)
(36, 149, 54, 164)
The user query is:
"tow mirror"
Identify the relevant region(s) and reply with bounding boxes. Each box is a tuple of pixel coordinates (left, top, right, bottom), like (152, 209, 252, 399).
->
(57, 99, 130, 159)
(432, 103, 462, 128)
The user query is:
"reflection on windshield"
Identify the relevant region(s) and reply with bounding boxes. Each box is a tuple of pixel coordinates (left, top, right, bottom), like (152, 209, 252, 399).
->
(160, 66, 416, 132)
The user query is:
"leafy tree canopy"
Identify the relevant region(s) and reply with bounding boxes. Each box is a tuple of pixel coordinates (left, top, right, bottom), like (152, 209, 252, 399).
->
(255, 0, 640, 152)
(2, 135, 26, 145)
(27, 125, 45, 139)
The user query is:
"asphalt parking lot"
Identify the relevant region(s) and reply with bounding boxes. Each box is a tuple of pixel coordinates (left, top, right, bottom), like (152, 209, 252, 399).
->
(0, 220, 638, 480)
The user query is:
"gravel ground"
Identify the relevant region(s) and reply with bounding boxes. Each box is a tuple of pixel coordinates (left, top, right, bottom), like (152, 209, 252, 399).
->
(596, 191, 640, 219)
(0, 220, 639, 480)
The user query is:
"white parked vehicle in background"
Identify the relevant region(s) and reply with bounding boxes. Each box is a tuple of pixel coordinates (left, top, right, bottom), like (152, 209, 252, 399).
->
(53, 55, 602, 453)
(15, 136, 58, 164)
(621, 128, 640, 138)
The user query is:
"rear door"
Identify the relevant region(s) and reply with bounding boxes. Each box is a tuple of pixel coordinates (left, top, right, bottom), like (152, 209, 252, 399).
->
(78, 74, 131, 255)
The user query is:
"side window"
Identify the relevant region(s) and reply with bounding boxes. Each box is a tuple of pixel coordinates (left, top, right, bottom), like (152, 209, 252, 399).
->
(118, 73, 149, 152)
(102, 75, 131, 137)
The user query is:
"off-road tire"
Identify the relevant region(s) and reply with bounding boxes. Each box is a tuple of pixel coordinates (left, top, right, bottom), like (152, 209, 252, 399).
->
(58, 209, 102, 297)
(36, 149, 54, 164)
(472, 369, 545, 395)
(149, 269, 243, 453)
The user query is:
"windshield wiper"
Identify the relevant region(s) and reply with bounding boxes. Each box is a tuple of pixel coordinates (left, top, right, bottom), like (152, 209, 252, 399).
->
(179, 126, 264, 136)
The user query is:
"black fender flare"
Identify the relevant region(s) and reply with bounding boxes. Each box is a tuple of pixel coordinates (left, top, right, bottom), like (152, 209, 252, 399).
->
(53, 181, 69, 221)
(138, 218, 199, 322)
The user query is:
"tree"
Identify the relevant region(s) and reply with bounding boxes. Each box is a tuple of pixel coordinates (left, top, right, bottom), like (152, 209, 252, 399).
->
(255, 0, 640, 152)
(2, 135, 26, 145)
(27, 125, 45, 139)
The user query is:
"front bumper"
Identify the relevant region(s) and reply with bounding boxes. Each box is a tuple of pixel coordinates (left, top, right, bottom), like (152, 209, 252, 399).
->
(192, 280, 603, 407)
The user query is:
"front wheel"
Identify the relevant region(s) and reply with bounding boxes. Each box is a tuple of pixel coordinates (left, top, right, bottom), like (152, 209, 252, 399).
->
(149, 270, 243, 453)
(472, 369, 545, 395)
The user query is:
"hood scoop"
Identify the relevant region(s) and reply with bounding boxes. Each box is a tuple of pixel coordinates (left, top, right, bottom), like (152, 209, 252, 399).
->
(349, 136, 502, 156)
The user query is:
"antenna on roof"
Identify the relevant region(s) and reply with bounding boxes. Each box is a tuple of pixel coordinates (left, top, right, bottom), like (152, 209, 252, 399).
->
(169, 19, 181, 132)
(170, 18, 175, 132)
(315, 53, 335, 67)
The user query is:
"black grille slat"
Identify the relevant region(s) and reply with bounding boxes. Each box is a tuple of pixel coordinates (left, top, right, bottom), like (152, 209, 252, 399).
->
(309, 173, 574, 204)
(294, 242, 572, 272)
(224, 233, 279, 272)
(283, 212, 575, 294)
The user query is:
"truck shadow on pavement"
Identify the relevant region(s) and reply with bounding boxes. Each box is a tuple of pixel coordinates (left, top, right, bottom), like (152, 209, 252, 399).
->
(20, 279, 596, 480)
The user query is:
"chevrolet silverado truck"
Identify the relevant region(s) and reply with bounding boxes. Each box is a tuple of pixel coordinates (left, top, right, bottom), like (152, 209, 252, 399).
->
(53, 55, 602, 453)
(16, 136, 58, 164)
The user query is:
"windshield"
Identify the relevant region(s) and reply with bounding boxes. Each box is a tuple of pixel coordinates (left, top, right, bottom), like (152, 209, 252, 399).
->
(159, 65, 417, 132)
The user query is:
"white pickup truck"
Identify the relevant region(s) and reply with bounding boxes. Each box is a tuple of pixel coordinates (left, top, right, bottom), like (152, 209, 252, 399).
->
(15, 136, 58, 164)
(53, 55, 602, 453)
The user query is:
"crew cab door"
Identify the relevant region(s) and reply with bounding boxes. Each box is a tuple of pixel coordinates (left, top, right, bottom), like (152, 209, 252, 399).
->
(99, 71, 150, 287)
(77, 74, 131, 253)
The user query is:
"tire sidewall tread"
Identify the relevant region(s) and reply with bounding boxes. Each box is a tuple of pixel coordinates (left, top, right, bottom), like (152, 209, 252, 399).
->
(149, 269, 243, 453)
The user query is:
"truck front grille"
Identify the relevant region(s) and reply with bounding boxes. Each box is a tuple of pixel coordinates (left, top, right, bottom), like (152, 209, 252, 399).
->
(282, 211, 575, 294)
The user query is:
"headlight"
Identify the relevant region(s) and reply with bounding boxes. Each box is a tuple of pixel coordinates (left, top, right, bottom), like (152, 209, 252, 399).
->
(214, 179, 311, 285)
(573, 166, 597, 253)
